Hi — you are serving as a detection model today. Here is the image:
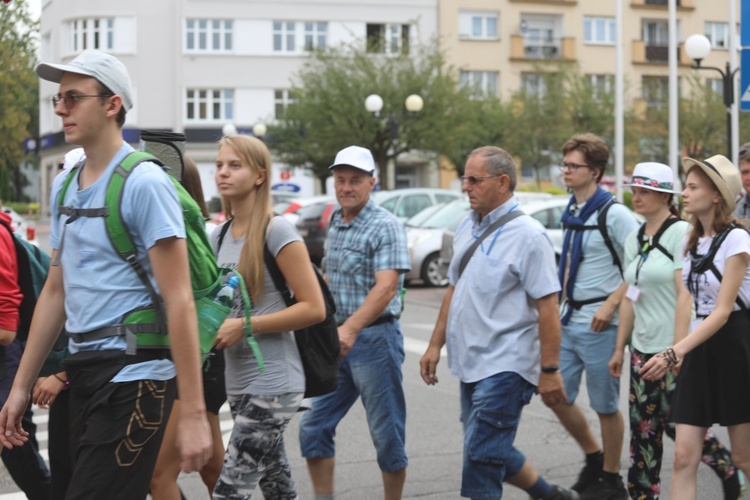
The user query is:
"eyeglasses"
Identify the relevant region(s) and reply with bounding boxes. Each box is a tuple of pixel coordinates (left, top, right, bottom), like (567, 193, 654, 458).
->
(52, 92, 112, 109)
(460, 175, 500, 186)
(560, 161, 590, 171)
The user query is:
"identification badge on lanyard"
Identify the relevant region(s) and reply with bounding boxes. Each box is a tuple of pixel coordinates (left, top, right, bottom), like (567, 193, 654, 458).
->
(626, 284, 641, 302)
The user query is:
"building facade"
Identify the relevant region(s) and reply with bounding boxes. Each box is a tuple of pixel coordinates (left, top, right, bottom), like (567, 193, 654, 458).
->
(37, 0, 438, 213)
(37, 0, 737, 210)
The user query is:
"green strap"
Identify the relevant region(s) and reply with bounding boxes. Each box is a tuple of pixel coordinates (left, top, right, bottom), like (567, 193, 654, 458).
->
(221, 268, 263, 372)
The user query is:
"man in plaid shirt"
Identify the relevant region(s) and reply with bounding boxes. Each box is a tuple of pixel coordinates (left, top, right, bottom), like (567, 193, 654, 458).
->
(299, 145, 411, 500)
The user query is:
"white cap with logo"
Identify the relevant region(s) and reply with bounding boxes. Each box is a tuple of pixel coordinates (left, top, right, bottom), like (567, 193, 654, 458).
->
(36, 49, 134, 112)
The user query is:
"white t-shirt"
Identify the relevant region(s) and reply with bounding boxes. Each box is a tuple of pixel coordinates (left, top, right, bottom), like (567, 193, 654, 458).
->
(682, 228, 750, 322)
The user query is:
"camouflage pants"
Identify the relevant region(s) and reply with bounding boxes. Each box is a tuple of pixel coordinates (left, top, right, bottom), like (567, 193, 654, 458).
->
(213, 392, 303, 500)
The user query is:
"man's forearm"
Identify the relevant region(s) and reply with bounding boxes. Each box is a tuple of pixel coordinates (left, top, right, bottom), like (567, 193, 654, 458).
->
(343, 277, 398, 332)
(166, 299, 206, 412)
(428, 286, 454, 349)
(536, 294, 562, 367)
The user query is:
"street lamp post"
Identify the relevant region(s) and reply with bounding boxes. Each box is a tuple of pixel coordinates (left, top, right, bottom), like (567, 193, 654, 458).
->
(685, 33, 740, 159)
(364, 93, 423, 190)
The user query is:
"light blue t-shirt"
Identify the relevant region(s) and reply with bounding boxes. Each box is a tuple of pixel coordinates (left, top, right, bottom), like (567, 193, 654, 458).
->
(446, 196, 561, 385)
(50, 142, 185, 382)
(564, 201, 639, 324)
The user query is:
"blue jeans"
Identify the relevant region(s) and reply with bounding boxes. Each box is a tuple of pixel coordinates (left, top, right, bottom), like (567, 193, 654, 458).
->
(299, 321, 408, 472)
(460, 371, 535, 500)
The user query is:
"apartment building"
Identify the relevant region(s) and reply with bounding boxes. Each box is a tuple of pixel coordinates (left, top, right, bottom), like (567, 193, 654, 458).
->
(36, 1, 738, 209)
(36, 0, 438, 213)
(441, 0, 736, 105)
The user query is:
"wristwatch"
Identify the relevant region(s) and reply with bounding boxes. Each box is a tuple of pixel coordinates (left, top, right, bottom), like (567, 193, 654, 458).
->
(541, 366, 559, 373)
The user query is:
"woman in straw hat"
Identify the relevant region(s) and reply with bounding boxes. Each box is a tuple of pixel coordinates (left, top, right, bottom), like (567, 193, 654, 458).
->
(609, 162, 742, 499)
(640, 155, 750, 500)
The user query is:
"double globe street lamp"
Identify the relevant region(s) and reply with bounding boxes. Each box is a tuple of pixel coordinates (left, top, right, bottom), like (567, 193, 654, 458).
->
(222, 123, 268, 140)
(684, 33, 740, 159)
(364, 93, 424, 190)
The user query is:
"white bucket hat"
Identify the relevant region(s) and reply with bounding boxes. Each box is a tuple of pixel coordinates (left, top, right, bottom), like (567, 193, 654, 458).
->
(625, 162, 680, 194)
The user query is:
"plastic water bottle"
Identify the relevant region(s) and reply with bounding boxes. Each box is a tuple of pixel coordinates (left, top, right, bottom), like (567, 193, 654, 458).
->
(215, 275, 239, 308)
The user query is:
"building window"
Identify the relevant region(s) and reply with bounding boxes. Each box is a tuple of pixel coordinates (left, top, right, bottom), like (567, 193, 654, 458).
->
(186, 19, 233, 52)
(273, 21, 297, 52)
(186, 89, 234, 122)
(366, 23, 410, 55)
(583, 16, 615, 45)
(706, 78, 724, 97)
(274, 90, 295, 118)
(459, 71, 498, 97)
(588, 74, 613, 98)
(458, 11, 498, 40)
(70, 18, 114, 52)
(642, 76, 668, 110)
(304, 22, 327, 50)
(705, 22, 729, 49)
(521, 73, 547, 97)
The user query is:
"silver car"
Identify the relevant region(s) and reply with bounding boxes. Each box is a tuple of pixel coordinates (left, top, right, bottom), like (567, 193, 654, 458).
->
(372, 188, 463, 223)
(437, 197, 569, 279)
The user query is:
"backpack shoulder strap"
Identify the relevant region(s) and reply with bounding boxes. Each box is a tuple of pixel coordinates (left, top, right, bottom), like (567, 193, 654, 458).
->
(597, 199, 623, 277)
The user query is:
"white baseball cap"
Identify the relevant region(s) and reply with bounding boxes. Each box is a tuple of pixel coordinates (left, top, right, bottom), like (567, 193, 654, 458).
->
(624, 162, 680, 194)
(329, 146, 376, 174)
(36, 50, 134, 112)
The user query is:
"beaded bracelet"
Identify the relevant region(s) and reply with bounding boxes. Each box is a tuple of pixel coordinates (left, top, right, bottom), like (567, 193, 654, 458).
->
(660, 347, 680, 369)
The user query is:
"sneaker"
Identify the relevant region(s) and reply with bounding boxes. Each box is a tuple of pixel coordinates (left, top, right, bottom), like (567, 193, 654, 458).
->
(579, 476, 628, 500)
(546, 485, 581, 500)
(723, 470, 747, 500)
(571, 456, 603, 493)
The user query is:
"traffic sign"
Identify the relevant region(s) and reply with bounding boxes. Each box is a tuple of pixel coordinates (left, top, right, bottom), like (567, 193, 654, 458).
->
(743, 0, 750, 46)
(741, 49, 750, 111)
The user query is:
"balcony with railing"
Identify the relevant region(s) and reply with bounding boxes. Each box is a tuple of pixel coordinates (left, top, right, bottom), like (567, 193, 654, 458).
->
(510, 34, 575, 61)
(631, 0, 694, 9)
(632, 39, 693, 65)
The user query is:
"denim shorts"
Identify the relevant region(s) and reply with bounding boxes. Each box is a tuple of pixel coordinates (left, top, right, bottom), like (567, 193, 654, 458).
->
(298, 320, 408, 472)
(560, 321, 620, 414)
(460, 371, 533, 499)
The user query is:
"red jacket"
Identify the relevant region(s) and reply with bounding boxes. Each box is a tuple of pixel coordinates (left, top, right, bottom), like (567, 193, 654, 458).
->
(0, 211, 22, 332)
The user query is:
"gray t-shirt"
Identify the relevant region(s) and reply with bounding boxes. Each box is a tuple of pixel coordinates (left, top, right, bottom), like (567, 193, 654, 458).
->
(211, 216, 305, 395)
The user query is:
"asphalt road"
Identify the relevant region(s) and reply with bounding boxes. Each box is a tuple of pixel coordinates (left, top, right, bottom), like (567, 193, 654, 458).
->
(0, 220, 738, 499)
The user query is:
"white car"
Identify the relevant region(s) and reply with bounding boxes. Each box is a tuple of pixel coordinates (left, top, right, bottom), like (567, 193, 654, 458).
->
(372, 188, 463, 223)
(405, 200, 470, 287)
(2, 206, 38, 246)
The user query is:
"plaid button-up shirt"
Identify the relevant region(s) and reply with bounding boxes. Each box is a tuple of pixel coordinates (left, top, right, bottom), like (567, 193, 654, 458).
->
(325, 199, 410, 325)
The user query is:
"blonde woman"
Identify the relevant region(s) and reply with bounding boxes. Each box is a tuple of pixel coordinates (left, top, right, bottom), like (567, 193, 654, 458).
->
(211, 135, 325, 499)
(641, 155, 750, 500)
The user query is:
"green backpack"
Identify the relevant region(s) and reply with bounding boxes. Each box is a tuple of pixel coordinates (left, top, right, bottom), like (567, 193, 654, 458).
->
(57, 151, 262, 369)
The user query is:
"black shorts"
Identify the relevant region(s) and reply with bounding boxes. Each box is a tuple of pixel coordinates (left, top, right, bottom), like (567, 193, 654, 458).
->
(63, 350, 176, 499)
(203, 348, 227, 414)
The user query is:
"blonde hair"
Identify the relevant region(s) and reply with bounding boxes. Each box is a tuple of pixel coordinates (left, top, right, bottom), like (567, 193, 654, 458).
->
(683, 165, 741, 257)
(218, 135, 273, 300)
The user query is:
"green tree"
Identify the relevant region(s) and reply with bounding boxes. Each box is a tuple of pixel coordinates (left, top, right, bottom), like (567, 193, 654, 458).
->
(266, 41, 476, 190)
(0, 0, 38, 202)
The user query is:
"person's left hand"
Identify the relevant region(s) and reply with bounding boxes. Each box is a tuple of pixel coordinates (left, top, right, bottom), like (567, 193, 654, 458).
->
(590, 301, 616, 332)
(538, 372, 567, 407)
(213, 318, 244, 350)
(33, 375, 66, 409)
(639, 353, 669, 381)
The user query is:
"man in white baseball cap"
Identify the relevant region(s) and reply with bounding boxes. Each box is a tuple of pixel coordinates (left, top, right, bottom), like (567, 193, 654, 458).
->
(0, 51, 213, 498)
(300, 145, 411, 499)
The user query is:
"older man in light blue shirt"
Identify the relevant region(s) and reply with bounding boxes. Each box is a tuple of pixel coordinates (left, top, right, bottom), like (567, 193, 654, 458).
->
(420, 146, 578, 500)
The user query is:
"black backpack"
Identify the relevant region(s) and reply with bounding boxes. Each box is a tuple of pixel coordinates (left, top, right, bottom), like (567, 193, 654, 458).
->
(217, 220, 340, 398)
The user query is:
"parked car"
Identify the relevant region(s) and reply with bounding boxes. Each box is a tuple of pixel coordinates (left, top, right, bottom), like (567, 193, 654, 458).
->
(281, 195, 335, 225)
(372, 188, 463, 223)
(2, 206, 37, 246)
(405, 199, 470, 287)
(437, 197, 569, 278)
(294, 198, 339, 267)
